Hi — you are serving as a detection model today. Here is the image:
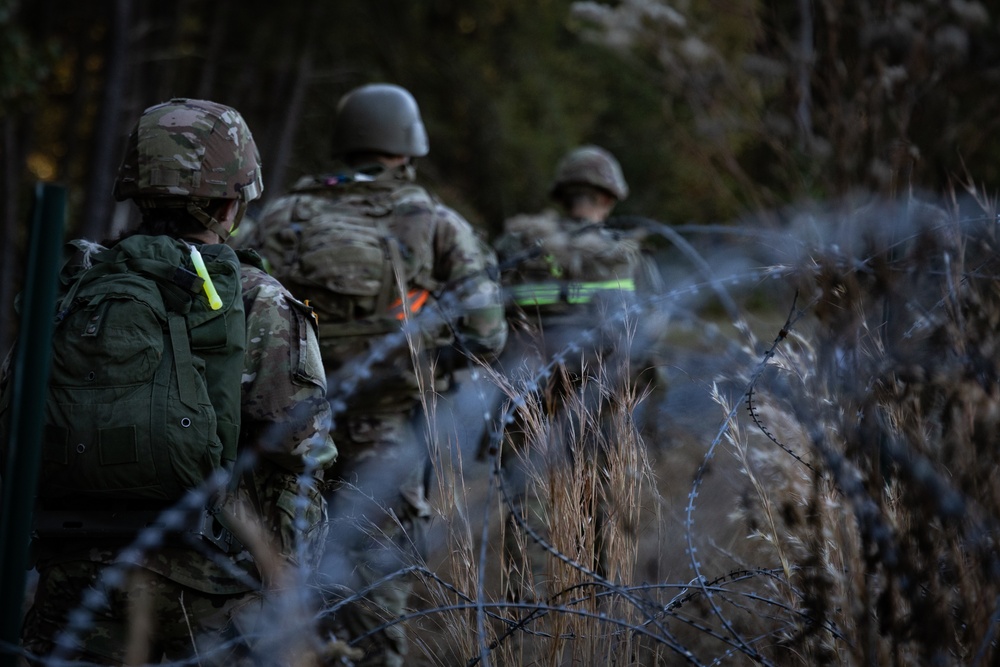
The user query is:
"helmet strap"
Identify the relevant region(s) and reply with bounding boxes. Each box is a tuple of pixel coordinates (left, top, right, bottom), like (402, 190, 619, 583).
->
(399, 163, 417, 182)
(186, 200, 232, 242)
(231, 200, 247, 231)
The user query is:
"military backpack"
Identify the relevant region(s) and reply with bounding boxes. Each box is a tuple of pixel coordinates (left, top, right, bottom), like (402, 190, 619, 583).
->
(8, 235, 246, 503)
(254, 176, 452, 408)
(258, 177, 439, 333)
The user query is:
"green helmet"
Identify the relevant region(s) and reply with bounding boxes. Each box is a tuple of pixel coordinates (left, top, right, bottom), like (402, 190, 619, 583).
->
(550, 145, 629, 201)
(330, 83, 429, 158)
(114, 98, 263, 204)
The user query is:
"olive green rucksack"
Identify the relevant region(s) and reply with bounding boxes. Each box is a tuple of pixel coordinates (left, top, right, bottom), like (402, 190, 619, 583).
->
(33, 234, 245, 502)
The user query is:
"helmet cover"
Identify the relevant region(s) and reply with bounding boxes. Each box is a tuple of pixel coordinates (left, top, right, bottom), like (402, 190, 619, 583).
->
(114, 98, 263, 203)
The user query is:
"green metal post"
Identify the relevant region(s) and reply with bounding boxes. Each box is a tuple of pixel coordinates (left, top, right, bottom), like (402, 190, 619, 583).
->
(0, 183, 66, 665)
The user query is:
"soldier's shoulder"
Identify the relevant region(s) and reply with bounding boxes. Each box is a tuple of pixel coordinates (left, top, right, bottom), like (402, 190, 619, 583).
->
(235, 247, 266, 271)
(240, 263, 291, 305)
(394, 190, 472, 233)
(289, 173, 328, 192)
(434, 201, 476, 230)
(388, 182, 440, 216)
(260, 189, 311, 216)
(501, 209, 562, 239)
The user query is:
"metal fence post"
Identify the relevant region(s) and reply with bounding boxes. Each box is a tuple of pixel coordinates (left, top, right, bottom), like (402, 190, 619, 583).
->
(0, 183, 66, 665)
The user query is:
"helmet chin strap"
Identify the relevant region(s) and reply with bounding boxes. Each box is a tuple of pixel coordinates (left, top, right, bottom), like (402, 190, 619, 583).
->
(186, 199, 246, 241)
(233, 200, 247, 229)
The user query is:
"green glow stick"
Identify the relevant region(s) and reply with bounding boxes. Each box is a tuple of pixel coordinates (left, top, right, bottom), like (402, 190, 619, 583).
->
(189, 244, 222, 310)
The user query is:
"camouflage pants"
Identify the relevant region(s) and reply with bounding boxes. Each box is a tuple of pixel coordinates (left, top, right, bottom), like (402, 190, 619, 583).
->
(21, 560, 259, 666)
(249, 462, 330, 573)
(319, 411, 431, 667)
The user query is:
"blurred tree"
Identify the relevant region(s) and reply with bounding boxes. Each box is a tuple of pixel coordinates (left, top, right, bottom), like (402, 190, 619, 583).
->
(77, 0, 127, 241)
(4, 0, 1000, 352)
(570, 0, 1000, 212)
(1, 0, 59, 357)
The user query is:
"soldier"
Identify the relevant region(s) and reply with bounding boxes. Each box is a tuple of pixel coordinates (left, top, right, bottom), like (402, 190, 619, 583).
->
(495, 145, 662, 311)
(13, 98, 337, 665)
(492, 145, 663, 600)
(246, 83, 507, 666)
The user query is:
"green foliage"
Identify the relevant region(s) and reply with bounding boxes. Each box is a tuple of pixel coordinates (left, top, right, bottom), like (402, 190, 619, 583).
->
(571, 0, 1000, 217)
(9, 0, 1000, 246)
(2, 0, 994, 366)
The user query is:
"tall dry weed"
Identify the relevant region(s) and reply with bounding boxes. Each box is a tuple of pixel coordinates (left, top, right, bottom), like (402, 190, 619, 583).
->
(28, 196, 1000, 667)
(724, 200, 1000, 666)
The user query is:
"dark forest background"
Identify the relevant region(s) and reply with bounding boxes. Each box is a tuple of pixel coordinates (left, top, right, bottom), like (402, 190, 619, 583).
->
(3, 0, 999, 355)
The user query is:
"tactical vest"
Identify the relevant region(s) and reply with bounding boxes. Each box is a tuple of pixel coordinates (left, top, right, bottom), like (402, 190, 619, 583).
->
(257, 176, 445, 409)
(500, 211, 642, 316)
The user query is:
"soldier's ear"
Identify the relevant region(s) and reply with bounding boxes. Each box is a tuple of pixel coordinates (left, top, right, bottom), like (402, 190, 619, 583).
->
(221, 199, 245, 232)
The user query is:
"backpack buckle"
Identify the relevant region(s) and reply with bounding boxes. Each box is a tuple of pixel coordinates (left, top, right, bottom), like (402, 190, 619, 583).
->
(193, 508, 246, 555)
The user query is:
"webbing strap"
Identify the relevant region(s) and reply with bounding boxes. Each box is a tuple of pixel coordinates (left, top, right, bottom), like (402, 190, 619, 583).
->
(127, 257, 203, 295)
(57, 260, 119, 315)
(376, 218, 404, 315)
(509, 278, 636, 307)
(167, 313, 199, 410)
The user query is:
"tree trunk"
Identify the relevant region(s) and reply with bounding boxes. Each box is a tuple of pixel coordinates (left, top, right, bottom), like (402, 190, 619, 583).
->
(0, 117, 25, 355)
(260, 4, 320, 206)
(796, 0, 813, 150)
(196, 0, 230, 100)
(78, 0, 130, 242)
(265, 50, 312, 203)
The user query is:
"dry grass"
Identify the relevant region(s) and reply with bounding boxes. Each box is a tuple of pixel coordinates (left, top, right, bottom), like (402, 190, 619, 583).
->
(400, 197, 1000, 666)
(23, 196, 1000, 666)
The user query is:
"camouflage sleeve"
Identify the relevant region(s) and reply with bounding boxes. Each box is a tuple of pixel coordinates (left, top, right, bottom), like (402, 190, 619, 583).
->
(635, 249, 665, 296)
(492, 228, 523, 268)
(431, 205, 508, 357)
(239, 264, 337, 473)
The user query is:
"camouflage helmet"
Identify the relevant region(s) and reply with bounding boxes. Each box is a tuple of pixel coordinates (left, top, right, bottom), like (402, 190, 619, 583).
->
(330, 83, 429, 158)
(550, 145, 629, 201)
(113, 98, 263, 204)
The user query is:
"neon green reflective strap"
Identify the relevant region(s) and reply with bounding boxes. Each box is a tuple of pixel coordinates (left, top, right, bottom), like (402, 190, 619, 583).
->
(510, 283, 562, 306)
(567, 278, 636, 303)
(510, 278, 636, 306)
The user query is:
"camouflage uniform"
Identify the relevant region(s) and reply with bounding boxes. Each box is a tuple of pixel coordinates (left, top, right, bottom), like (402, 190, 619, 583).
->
(493, 147, 661, 405)
(237, 254, 337, 573)
(246, 84, 507, 667)
(21, 263, 336, 664)
(17, 99, 337, 666)
(491, 146, 662, 601)
(251, 163, 506, 666)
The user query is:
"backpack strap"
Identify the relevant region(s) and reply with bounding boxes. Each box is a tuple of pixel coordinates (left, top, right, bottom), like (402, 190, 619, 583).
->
(167, 313, 200, 411)
(374, 217, 402, 316)
(165, 311, 238, 465)
(379, 183, 440, 319)
(56, 257, 120, 316)
(126, 256, 202, 294)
